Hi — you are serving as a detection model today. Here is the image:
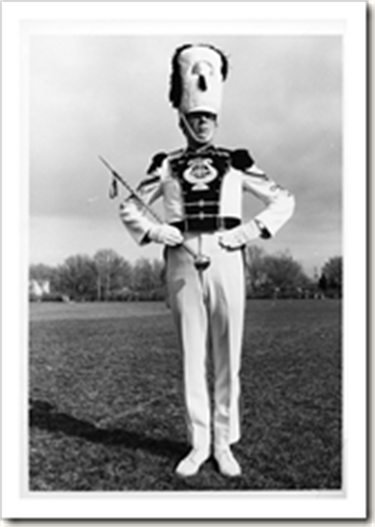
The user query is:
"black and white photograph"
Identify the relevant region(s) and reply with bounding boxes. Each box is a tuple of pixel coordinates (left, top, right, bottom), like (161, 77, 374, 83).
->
(2, 2, 368, 521)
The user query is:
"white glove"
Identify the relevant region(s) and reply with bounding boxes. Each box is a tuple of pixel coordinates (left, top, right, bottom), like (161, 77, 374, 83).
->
(147, 224, 184, 246)
(218, 221, 260, 250)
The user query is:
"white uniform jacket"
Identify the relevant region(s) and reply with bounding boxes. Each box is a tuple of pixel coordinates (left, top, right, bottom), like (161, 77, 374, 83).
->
(119, 146, 295, 243)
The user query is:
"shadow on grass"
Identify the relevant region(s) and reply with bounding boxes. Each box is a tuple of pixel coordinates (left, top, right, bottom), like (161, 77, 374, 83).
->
(29, 399, 188, 459)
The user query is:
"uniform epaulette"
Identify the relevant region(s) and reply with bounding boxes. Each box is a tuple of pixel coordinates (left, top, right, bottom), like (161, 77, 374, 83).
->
(230, 149, 255, 170)
(146, 152, 168, 174)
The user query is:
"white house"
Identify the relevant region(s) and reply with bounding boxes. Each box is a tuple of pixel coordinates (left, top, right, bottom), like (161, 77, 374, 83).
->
(29, 279, 50, 298)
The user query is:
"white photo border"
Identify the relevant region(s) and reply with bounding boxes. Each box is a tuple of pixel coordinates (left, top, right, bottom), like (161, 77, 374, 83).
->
(2, 1, 367, 520)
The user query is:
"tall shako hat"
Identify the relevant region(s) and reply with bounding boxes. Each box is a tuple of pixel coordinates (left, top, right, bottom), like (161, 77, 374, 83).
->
(169, 43, 229, 116)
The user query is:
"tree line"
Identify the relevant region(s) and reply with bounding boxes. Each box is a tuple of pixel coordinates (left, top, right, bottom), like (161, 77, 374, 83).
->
(29, 247, 342, 302)
(246, 247, 342, 299)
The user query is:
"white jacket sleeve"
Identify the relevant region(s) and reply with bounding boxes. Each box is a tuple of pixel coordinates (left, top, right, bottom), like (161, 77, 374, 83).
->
(119, 156, 165, 245)
(242, 164, 295, 238)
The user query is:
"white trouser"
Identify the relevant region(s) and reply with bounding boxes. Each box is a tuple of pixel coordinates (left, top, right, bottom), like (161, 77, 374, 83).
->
(166, 232, 245, 452)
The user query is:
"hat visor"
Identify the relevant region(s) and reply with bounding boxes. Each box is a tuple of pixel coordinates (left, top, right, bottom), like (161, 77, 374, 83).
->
(183, 104, 218, 116)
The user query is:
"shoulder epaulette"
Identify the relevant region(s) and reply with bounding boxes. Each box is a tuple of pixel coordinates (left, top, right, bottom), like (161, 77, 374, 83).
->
(230, 149, 255, 170)
(146, 152, 168, 174)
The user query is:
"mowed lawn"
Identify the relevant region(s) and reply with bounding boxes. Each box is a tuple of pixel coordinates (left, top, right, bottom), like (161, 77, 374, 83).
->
(29, 300, 342, 491)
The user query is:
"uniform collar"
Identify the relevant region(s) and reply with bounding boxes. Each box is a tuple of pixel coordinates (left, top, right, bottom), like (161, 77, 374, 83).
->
(184, 143, 216, 156)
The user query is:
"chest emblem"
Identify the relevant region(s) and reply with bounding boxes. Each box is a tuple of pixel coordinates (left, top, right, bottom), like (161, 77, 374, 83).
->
(182, 158, 218, 191)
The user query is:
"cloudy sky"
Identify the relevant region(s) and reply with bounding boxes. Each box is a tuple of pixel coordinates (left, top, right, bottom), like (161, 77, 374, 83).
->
(29, 33, 342, 276)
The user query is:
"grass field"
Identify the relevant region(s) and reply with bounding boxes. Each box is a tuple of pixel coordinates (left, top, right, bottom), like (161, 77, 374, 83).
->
(29, 299, 342, 491)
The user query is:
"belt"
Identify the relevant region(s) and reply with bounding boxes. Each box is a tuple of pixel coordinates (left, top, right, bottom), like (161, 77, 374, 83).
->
(170, 216, 241, 233)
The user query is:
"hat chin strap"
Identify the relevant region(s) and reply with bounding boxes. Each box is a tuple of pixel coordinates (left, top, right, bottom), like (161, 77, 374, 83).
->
(179, 112, 215, 148)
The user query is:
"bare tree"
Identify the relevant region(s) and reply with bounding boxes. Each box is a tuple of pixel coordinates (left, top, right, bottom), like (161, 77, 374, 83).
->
(245, 245, 267, 293)
(245, 247, 310, 298)
(56, 255, 97, 301)
(93, 249, 131, 301)
(320, 256, 342, 296)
